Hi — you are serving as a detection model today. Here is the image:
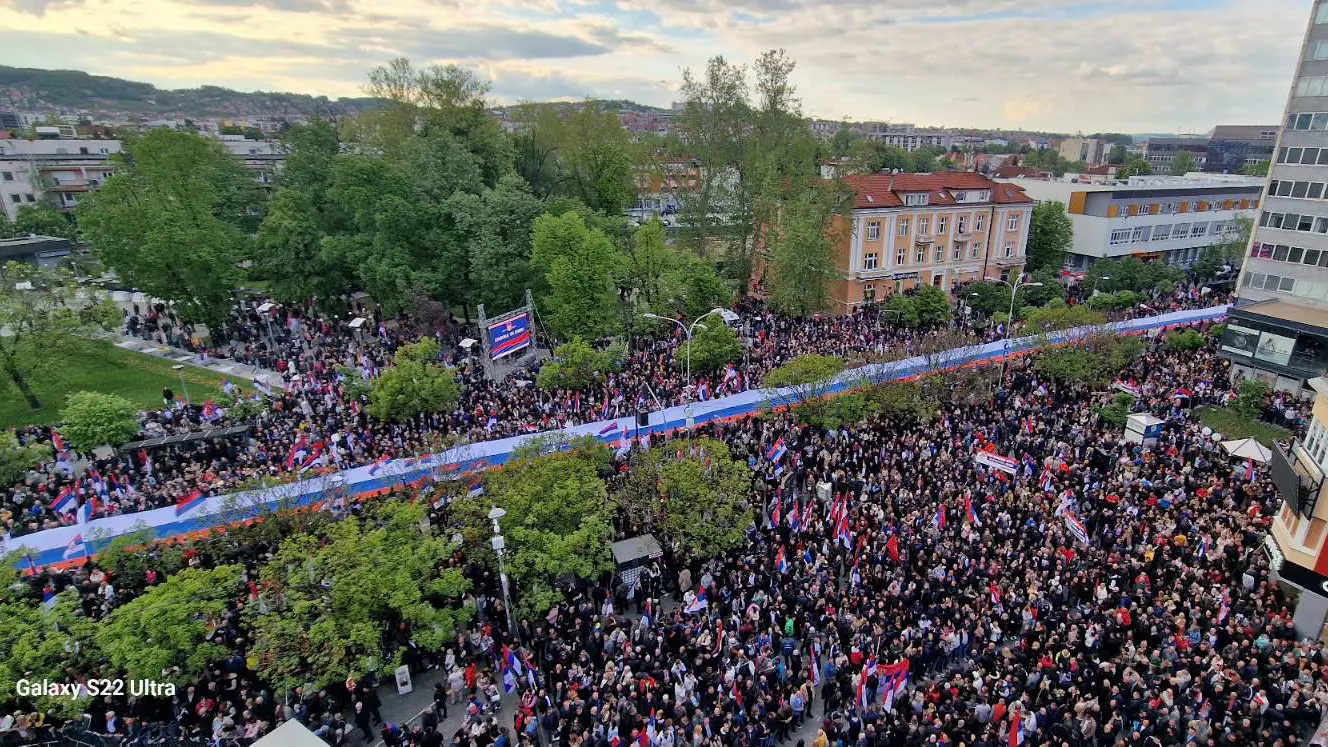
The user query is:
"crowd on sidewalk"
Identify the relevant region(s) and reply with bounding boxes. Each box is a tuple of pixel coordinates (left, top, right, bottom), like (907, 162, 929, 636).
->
(6, 318, 1324, 747)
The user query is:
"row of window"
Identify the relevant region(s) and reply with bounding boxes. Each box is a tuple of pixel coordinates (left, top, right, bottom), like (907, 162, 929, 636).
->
(1259, 210, 1328, 234)
(1240, 272, 1328, 304)
(6, 193, 36, 204)
(864, 213, 1019, 241)
(1296, 76, 1328, 98)
(1250, 242, 1328, 268)
(861, 240, 1018, 270)
(1268, 179, 1328, 201)
(1278, 145, 1328, 166)
(1106, 221, 1229, 245)
(1288, 111, 1328, 131)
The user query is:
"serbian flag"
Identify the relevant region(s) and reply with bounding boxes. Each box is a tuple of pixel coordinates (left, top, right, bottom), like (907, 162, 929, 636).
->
(835, 512, 852, 548)
(934, 504, 946, 532)
(77, 497, 95, 525)
(1062, 509, 1090, 545)
(253, 378, 274, 396)
(51, 487, 76, 515)
(201, 400, 220, 421)
(1038, 466, 1054, 492)
(964, 496, 982, 527)
(175, 490, 206, 517)
(765, 438, 787, 463)
(368, 455, 389, 476)
(684, 587, 708, 614)
(770, 495, 782, 528)
(467, 482, 484, 498)
(503, 645, 523, 677)
(697, 380, 710, 401)
(851, 562, 862, 586)
(50, 431, 66, 453)
(885, 534, 900, 562)
(63, 534, 86, 560)
(42, 586, 58, 608)
(1009, 709, 1024, 746)
(775, 547, 789, 574)
(788, 503, 802, 532)
(810, 648, 822, 686)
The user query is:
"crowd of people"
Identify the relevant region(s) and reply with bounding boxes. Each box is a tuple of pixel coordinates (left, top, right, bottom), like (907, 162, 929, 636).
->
(0, 283, 1230, 541)
(6, 305, 1326, 747)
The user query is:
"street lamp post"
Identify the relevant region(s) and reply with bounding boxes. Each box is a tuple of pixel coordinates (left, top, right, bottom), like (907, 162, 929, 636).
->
(991, 279, 1044, 384)
(642, 307, 737, 396)
(170, 364, 191, 405)
(488, 506, 519, 643)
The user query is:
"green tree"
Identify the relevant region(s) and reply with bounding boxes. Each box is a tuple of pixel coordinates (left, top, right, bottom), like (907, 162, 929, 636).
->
(59, 391, 139, 450)
(0, 204, 75, 240)
(1242, 161, 1270, 177)
(961, 281, 1013, 317)
(829, 124, 861, 157)
(450, 173, 545, 314)
(531, 212, 622, 341)
(765, 182, 847, 316)
(97, 565, 244, 687)
(0, 262, 119, 410)
(672, 259, 734, 320)
(1098, 393, 1136, 427)
(247, 502, 469, 692)
(1118, 158, 1152, 178)
(1165, 329, 1206, 351)
(884, 294, 920, 326)
(912, 285, 952, 326)
(0, 431, 51, 486)
(1233, 379, 1269, 420)
(1026, 201, 1074, 271)
(620, 437, 751, 562)
(77, 129, 259, 326)
(0, 576, 99, 718)
(679, 320, 743, 373)
(562, 101, 638, 214)
(537, 338, 621, 391)
(628, 220, 677, 307)
(1033, 347, 1109, 385)
(368, 339, 460, 422)
(1023, 269, 1066, 306)
(453, 444, 615, 617)
(764, 353, 846, 414)
(868, 381, 933, 423)
(675, 56, 749, 255)
(1170, 151, 1198, 175)
(1107, 145, 1127, 165)
(1191, 245, 1226, 282)
(1210, 214, 1253, 267)
(1022, 304, 1106, 333)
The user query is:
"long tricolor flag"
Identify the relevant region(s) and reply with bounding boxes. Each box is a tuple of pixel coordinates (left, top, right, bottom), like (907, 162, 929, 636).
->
(175, 490, 207, 517)
(368, 455, 389, 476)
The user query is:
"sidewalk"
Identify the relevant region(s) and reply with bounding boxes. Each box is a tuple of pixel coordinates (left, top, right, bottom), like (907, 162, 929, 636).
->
(361, 666, 518, 747)
(112, 334, 286, 389)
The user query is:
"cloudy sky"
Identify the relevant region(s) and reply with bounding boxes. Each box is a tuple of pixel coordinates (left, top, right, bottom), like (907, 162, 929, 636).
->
(0, 0, 1316, 133)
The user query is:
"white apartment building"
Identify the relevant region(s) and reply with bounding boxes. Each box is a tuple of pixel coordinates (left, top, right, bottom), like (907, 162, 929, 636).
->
(1000, 174, 1264, 271)
(0, 139, 121, 221)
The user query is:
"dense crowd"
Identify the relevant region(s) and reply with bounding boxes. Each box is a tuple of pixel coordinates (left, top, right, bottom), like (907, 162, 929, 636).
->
(0, 284, 1230, 540)
(6, 314, 1325, 747)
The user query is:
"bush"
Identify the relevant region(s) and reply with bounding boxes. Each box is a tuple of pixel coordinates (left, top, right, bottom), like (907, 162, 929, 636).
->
(1233, 380, 1269, 420)
(1165, 329, 1206, 351)
(1207, 323, 1227, 341)
(60, 391, 140, 450)
(1098, 393, 1136, 427)
(677, 322, 743, 374)
(537, 338, 621, 391)
(0, 432, 51, 486)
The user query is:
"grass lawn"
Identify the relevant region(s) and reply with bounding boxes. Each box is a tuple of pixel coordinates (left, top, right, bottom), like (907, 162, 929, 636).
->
(0, 340, 230, 428)
(1195, 406, 1291, 446)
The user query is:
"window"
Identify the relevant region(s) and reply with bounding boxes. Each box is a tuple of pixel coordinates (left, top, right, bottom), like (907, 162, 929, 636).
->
(895, 248, 905, 265)
(957, 216, 967, 233)
(953, 243, 963, 260)
(975, 214, 985, 231)
(23, 194, 34, 202)
(916, 247, 925, 263)
(1296, 76, 1328, 97)
(1317, 3, 1328, 23)
(78, 147, 89, 155)
(953, 191, 966, 201)
(904, 193, 929, 206)
(898, 219, 910, 236)
(1190, 222, 1208, 238)
(864, 252, 878, 270)
(1008, 214, 1020, 231)
(1268, 179, 1328, 201)
(1109, 229, 1132, 245)
(938, 217, 948, 234)
(1003, 243, 1014, 258)
(919, 218, 930, 234)
(932, 274, 944, 287)
(867, 221, 880, 241)
(970, 244, 980, 258)
(1152, 225, 1171, 241)
(1, 172, 11, 182)
(934, 246, 944, 262)
(863, 283, 876, 302)
(1278, 146, 1328, 165)
(1274, 244, 1290, 261)
(1290, 112, 1328, 131)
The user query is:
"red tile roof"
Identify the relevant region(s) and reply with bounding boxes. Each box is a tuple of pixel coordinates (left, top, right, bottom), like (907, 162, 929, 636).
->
(992, 165, 1045, 179)
(841, 172, 1032, 209)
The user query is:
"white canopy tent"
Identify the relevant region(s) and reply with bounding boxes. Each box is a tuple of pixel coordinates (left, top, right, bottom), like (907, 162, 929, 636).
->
(1221, 437, 1273, 463)
(252, 718, 329, 747)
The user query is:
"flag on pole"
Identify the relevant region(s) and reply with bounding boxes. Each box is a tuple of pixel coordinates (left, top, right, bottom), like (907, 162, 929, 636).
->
(76, 497, 95, 525)
(964, 496, 982, 527)
(51, 487, 76, 515)
(851, 562, 862, 586)
(42, 586, 58, 608)
(885, 534, 900, 562)
(1009, 709, 1025, 746)
(1062, 509, 1090, 545)
(598, 421, 620, 436)
(770, 494, 782, 529)
(50, 431, 66, 453)
(1038, 466, 1054, 492)
(684, 588, 708, 614)
(775, 547, 789, 574)
(765, 438, 787, 463)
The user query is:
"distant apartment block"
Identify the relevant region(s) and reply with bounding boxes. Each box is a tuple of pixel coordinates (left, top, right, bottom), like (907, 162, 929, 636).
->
(1001, 174, 1262, 271)
(857, 123, 954, 152)
(1142, 137, 1210, 172)
(1057, 138, 1107, 166)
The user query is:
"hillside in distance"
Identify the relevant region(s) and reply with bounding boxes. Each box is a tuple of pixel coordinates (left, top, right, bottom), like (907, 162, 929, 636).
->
(0, 65, 384, 120)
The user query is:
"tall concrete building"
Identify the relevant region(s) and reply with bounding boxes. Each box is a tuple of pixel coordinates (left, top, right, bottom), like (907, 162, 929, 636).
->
(1225, 0, 1328, 395)
(1057, 138, 1106, 167)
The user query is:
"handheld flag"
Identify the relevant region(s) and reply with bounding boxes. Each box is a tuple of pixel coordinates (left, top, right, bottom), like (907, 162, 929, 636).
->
(1062, 509, 1090, 546)
(51, 487, 76, 515)
(684, 588, 708, 614)
(934, 504, 946, 532)
(775, 547, 789, 574)
(964, 496, 982, 527)
(765, 438, 787, 463)
(63, 534, 86, 560)
(467, 482, 484, 499)
(885, 534, 900, 563)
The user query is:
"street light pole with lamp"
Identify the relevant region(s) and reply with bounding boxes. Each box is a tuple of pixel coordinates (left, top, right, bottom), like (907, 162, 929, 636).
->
(487, 506, 519, 643)
(641, 307, 738, 395)
(989, 278, 1043, 384)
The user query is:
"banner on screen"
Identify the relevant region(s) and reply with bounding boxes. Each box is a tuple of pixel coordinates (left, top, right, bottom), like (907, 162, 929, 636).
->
(488, 313, 532, 360)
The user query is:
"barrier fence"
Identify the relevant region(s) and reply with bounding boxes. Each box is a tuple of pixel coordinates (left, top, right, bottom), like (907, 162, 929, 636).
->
(4, 305, 1228, 569)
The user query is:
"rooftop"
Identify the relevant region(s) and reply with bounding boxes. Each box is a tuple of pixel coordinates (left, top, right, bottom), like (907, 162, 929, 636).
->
(1229, 299, 1328, 334)
(842, 172, 1032, 209)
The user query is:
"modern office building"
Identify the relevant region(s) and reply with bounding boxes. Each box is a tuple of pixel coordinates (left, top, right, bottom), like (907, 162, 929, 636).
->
(1001, 174, 1262, 271)
(811, 172, 1033, 312)
(1227, 0, 1328, 395)
(1205, 125, 1280, 174)
(1142, 137, 1210, 173)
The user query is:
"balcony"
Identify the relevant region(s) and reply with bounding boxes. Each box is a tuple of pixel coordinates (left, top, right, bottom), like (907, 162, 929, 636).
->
(1272, 442, 1324, 518)
(47, 178, 93, 192)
